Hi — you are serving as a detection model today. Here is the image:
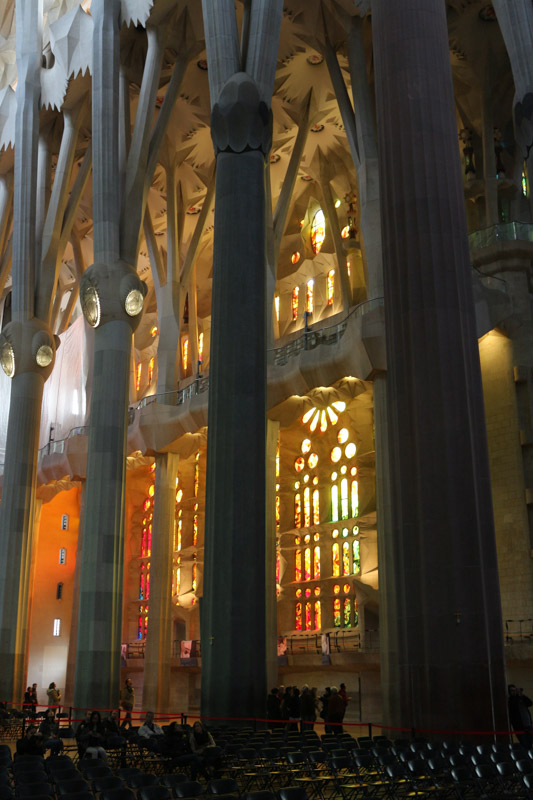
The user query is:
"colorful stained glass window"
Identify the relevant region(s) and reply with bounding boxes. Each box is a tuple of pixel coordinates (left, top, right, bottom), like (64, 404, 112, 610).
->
(295, 494, 302, 528)
(143, 498, 151, 512)
(345, 442, 357, 458)
(194, 455, 199, 496)
(306, 280, 314, 314)
(304, 534, 311, 544)
(351, 480, 359, 518)
(332, 543, 340, 577)
(148, 357, 154, 384)
(343, 541, 350, 576)
(274, 295, 280, 322)
(308, 453, 318, 469)
(344, 598, 351, 627)
(327, 270, 335, 306)
(296, 602, 302, 630)
(301, 439, 312, 454)
(311, 209, 326, 254)
(304, 487, 311, 527)
(332, 529, 339, 539)
(314, 600, 322, 630)
(344, 583, 350, 593)
(295, 457, 305, 472)
(276, 548, 280, 584)
(304, 547, 311, 581)
(175, 566, 181, 598)
(353, 539, 360, 575)
(342, 527, 349, 538)
(193, 514, 198, 547)
(338, 428, 349, 444)
(198, 332, 204, 363)
(292, 287, 299, 320)
(305, 587, 311, 598)
(136, 363, 142, 391)
(313, 545, 321, 579)
(334, 598, 341, 627)
(314, 586, 321, 596)
(523, 162, 529, 197)
(296, 588, 302, 598)
(354, 596, 359, 627)
(141, 528, 147, 557)
(305, 601, 312, 630)
(312, 489, 320, 524)
(341, 478, 349, 520)
(331, 447, 342, 463)
(176, 517, 182, 551)
(276, 495, 280, 531)
(333, 584, 340, 594)
(295, 549, 302, 582)
(148, 484, 155, 497)
(139, 564, 145, 600)
(146, 568, 150, 600)
(331, 485, 339, 522)
(192, 560, 197, 592)
(182, 338, 189, 372)
(147, 525, 152, 556)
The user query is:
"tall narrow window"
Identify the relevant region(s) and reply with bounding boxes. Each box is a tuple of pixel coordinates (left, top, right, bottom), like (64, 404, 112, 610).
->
(192, 560, 197, 592)
(295, 550, 302, 582)
(311, 209, 326, 254)
(332, 543, 340, 577)
(292, 287, 299, 321)
(276, 549, 281, 585)
(305, 601, 312, 630)
(313, 545, 321, 579)
(306, 280, 314, 314)
(148, 357, 154, 384)
(136, 363, 142, 391)
(303, 487, 311, 527)
(275, 495, 280, 531)
(53, 618, 61, 637)
(523, 162, 530, 197)
(59, 548, 67, 564)
(139, 564, 145, 600)
(333, 598, 341, 627)
(304, 548, 311, 581)
(344, 598, 351, 627)
(341, 478, 349, 520)
(312, 489, 320, 524)
(174, 566, 180, 597)
(295, 493, 302, 528)
(354, 596, 359, 627)
(353, 539, 360, 575)
(327, 269, 335, 306)
(342, 541, 350, 576)
(296, 603, 302, 630)
(314, 600, 321, 630)
(274, 295, 280, 322)
(351, 480, 359, 518)
(198, 332, 204, 363)
(331, 485, 339, 522)
(182, 338, 189, 372)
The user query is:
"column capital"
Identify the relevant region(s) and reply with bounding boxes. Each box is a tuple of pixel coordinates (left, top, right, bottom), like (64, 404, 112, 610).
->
(211, 72, 272, 156)
(0, 318, 58, 380)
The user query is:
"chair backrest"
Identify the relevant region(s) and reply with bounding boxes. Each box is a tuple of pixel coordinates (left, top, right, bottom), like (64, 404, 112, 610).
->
(207, 779, 239, 796)
(277, 789, 308, 800)
(93, 776, 124, 793)
(49, 769, 80, 783)
(496, 761, 517, 777)
(160, 775, 187, 789)
(14, 772, 49, 784)
(128, 774, 159, 789)
(82, 765, 112, 780)
(101, 789, 137, 800)
(138, 787, 171, 800)
(16, 782, 54, 797)
(173, 782, 205, 799)
(56, 779, 90, 795)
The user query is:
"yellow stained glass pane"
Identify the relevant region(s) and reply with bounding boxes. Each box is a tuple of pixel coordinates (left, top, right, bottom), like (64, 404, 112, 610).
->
(346, 442, 357, 458)
(320, 410, 327, 433)
(313, 545, 320, 579)
(295, 493, 302, 528)
(306, 280, 314, 314)
(182, 338, 189, 371)
(331, 485, 339, 522)
(308, 453, 319, 469)
(302, 408, 314, 424)
(274, 295, 280, 322)
(311, 209, 326, 254)
(304, 487, 311, 527)
(327, 407, 338, 425)
(292, 287, 299, 320)
(338, 428, 349, 444)
(327, 270, 335, 306)
(301, 438, 312, 454)
(332, 543, 340, 577)
(331, 447, 342, 463)
(304, 547, 311, 581)
(314, 600, 321, 630)
(312, 489, 320, 524)
(295, 549, 302, 582)
(343, 541, 350, 576)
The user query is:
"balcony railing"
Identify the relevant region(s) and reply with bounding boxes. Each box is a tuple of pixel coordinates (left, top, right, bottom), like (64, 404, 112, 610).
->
(504, 618, 533, 644)
(468, 222, 533, 251)
(135, 376, 210, 410)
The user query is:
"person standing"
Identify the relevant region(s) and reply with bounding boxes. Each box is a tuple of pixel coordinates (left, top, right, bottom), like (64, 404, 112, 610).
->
(508, 684, 533, 748)
(120, 677, 135, 728)
(339, 683, 351, 722)
(46, 682, 61, 712)
(326, 686, 345, 734)
(300, 685, 316, 731)
(267, 687, 282, 730)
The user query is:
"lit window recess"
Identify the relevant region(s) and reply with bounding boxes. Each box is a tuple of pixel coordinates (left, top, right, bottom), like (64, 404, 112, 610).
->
(53, 619, 61, 637)
(59, 548, 67, 565)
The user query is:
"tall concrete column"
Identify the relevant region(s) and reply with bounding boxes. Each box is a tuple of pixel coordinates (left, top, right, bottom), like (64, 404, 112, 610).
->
(265, 420, 280, 692)
(481, 85, 499, 227)
(200, 0, 282, 724)
(74, 0, 146, 711)
(143, 452, 179, 712)
(372, 0, 508, 733)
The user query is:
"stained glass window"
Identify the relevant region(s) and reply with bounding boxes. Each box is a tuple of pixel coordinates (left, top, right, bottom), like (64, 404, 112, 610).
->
(276, 548, 280, 584)
(305, 601, 312, 630)
(301, 439, 311, 454)
(304, 548, 311, 581)
(306, 280, 314, 314)
(274, 295, 280, 322)
(276, 495, 280, 531)
(147, 525, 152, 556)
(354, 596, 359, 627)
(141, 528, 147, 557)
(346, 442, 357, 458)
(292, 287, 299, 321)
(295, 457, 305, 472)
(194, 454, 199, 497)
(146, 567, 150, 600)
(351, 480, 359, 518)
(295, 549, 302, 582)
(139, 564, 145, 600)
(344, 598, 351, 627)
(331, 485, 339, 522)
(192, 560, 197, 592)
(182, 338, 189, 372)
(523, 162, 529, 197)
(333, 584, 340, 594)
(342, 527, 349, 538)
(295, 494, 302, 528)
(332, 543, 340, 577)
(136, 363, 142, 391)
(198, 332, 204, 363)
(338, 428, 349, 444)
(312, 489, 320, 524)
(308, 453, 318, 469)
(193, 513, 198, 547)
(353, 539, 360, 575)
(304, 487, 311, 527)
(148, 357, 154, 384)
(296, 603, 302, 630)
(313, 545, 321, 579)
(341, 478, 349, 520)
(327, 270, 335, 306)
(314, 600, 321, 630)
(143, 498, 151, 513)
(331, 447, 342, 463)
(176, 516, 182, 551)
(343, 541, 350, 576)
(311, 209, 326, 254)
(334, 598, 341, 627)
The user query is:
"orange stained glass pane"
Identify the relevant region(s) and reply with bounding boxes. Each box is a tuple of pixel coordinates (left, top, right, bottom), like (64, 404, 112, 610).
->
(305, 601, 312, 630)
(343, 541, 350, 576)
(274, 295, 280, 322)
(141, 528, 147, 557)
(334, 598, 341, 627)
(146, 571, 150, 600)
(148, 485, 154, 497)
(296, 588, 302, 598)
(308, 453, 319, 469)
(311, 209, 326, 254)
(301, 438, 312, 454)
(312, 488, 320, 524)
(192, 561, 197, 592)
(295, 457, 305, 472)
(344, 597, 351, 627)
(136, 363, 142, 391)
(332, 543, 340, 577)
(327, 270, 335, 306)
(296, 602, 302, 630)
(313, 545, 321, 579)
(304, 547, 311, 581)
(292, 287, 299, 320)
(314, 586, 321, 596)
(182, 338, 189, 371)
(314, 600, 322, 630)
(306, 280, 314, 314)
(276, 549, 280, 584)
(295, 549, 302, 582)
(143, 498, 151, 512)
(295, 494, 302, 528)
(291, 251, 300, 264)
(275, 495, 280, 530)
(304, 487, 311, 527)
(193, 514, 198, 546)
(198, 332, 204, 362)
(351, 480, 359, 518)
(148, 357, 154, 384)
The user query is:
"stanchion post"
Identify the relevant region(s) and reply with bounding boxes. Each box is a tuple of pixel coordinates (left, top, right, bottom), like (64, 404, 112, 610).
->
(368, 722, 372, 739)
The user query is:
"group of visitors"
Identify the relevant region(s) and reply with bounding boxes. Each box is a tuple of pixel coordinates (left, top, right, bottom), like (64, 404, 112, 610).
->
(23, 682, 61, 717)
(267, 683, 350, 732)
(16, 709, 63, 756)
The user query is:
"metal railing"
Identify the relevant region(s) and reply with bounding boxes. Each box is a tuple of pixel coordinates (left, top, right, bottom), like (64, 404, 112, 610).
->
(468, 222, 533, 251)
(269, 297, 384, 368)
(504, 618, 533, 644)
(135, 376, 210, 410)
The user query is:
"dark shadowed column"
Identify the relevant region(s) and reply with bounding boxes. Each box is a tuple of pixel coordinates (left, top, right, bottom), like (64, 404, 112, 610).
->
(201, 74, 271, 723)
(372, 0, 508, 734)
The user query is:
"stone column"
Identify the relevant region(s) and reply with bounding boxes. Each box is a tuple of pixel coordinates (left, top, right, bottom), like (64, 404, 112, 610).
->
(143, 452, 179, 712)
(372, 0, 508, 733)
(481, 84, 499, 227)
(265, 421, 280, 692)
(64, 483, 85, 706)
(74, 0, 146, 711)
